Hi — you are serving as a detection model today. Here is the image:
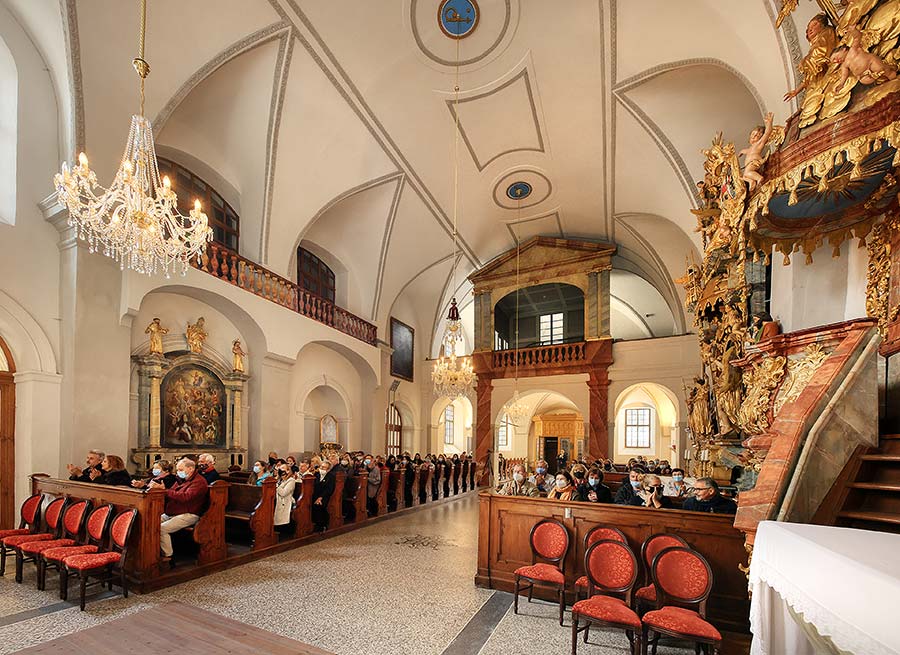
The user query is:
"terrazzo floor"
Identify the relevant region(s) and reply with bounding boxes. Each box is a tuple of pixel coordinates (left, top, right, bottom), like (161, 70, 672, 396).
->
(0, 495, 693, 655)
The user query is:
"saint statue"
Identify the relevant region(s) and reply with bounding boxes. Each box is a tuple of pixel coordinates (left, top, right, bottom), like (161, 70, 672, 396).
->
(145, 317, 168, 355)
(186, 317, 207, 354)
(687, 376, 713, 443)
(232, 339, 246, 373)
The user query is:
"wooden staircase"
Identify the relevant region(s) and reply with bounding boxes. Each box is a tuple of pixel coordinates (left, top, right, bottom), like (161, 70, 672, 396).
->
(825, 434, 900, 533)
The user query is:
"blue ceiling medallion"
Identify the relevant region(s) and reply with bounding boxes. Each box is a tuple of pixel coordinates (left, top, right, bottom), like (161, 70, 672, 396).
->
(506, 181, 532, 200)
(439, 0, 479, 39)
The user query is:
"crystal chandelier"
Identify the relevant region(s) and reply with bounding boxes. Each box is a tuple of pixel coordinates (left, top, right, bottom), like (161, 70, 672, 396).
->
(503, 389, 530, 425)
(53, 0, 211, 277)
(432, 43, 476, 400)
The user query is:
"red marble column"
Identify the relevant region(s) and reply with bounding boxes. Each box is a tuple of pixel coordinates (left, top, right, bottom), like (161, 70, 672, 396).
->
(587, 369, 610, 460)
(475, 377, 494, 487)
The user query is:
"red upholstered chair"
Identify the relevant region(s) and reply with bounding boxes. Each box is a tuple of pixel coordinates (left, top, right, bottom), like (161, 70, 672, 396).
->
(2, 497, 67, 582)
(514, 518, 570, 626)
(39, 504, 114, 592)
(0, 494, 44, 576)
(635, 533, 688, 612)
(16, 499, 90, 585)
(641, 547, 721, 655)
(571, 540, 642, 655)
(575, 525, 627, 600)
(62, 508, 137, 610)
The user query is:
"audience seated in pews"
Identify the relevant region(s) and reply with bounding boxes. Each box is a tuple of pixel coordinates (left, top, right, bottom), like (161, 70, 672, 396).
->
(148, 457, 209, 563)
(547, 470, 576, 501)
(578, 468, 612, 503)
(249, 460, 272, 486)
(312, 459, 335, 532)
(529, 459, 555, 493)
(197, 453, 220, 484)
(66, 449, 104, 483)
(614, 469, 643, 505)
(274, 462, 295, 535)
(132, 459, 176, 489)
(664, 468, 693, 497)
(90, 455, 132, 486)
(627, 474, 672, 509)
(497, 464, 539, 497)
(682, 477, 737, 514)
(365, 455, 381, 517)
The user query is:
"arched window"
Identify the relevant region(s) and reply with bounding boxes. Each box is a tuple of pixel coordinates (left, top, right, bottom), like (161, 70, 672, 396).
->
(297, 247, 336, 303)
(497, 412, 513, 448)
(624, 407, 652, 448)
(443, 405, 455, 445)
(386, 404, 401, 456)
(156, 158, 239, 251)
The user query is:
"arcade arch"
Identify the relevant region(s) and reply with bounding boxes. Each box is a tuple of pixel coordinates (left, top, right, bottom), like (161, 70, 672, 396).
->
(613, 383, 680, 465)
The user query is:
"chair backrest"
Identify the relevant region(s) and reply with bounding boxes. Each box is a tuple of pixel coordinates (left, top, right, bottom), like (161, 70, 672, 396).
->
(641, 533, 688, 580)
(584, 539, 638, 595)
(651, 546, 714, 613)
(85, 505, 114, 546)
(529, 518, 569, 568)
(110, 508, 138, 554)
(61, 499, 91, 540)
(20, 494, 43, 531)
(44, 497, 68, 535)
(584, 525, 627, 550)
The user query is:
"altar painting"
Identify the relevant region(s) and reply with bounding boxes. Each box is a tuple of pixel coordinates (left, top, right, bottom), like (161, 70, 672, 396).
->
(162, 365, 226, 447)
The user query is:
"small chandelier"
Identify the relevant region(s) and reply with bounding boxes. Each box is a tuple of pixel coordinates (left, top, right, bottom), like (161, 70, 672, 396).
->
(53, 0, 211, 277)
(503, 390, 529, 425)
(432, 298, 476, 399)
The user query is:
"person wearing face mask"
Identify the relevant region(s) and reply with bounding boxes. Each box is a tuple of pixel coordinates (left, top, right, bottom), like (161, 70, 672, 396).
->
(148, 457, 209, 562)
(682, 477, 736, 514)
(497, 464, 539, 497)
(614, 469, 644, 505)
(570, 463, 588, 489)
(274, 464, 296, 536)
(529, 459, 554, 493)
(658, 460, 672, 476)
(312, 461, 335, 531)
(365, 455, 381, 517)
(663, 468, 693, 497)
(197, 453, 221, 484)
(629, 474, 671, 509)
(267, 451, 279, 467)
(546, 470, 576, 501)
(576, 468, 612, 503)
(132, 459, 176, 489)
(249, 460, 272, 486)
(285, 455, 301, 475)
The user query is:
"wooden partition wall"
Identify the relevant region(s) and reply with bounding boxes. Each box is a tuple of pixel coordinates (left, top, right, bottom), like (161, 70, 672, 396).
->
(477, 492, 750, 635)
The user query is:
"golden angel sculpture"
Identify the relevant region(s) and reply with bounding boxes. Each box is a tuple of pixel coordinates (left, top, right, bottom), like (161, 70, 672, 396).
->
(232, 339, 246, 373)
(186, 317, 207, 354)
(145, 317, 168, 355)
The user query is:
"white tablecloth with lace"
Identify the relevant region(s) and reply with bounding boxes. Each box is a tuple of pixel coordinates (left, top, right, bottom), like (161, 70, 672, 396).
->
(749, 521, 900, 655)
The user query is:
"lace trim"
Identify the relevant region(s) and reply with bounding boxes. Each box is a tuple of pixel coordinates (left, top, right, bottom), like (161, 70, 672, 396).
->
(751, 561, 894, 655)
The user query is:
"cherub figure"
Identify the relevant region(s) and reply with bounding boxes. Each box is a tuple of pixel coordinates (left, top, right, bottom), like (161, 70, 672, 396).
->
(738, 112, 775, 192)
(830, 27, 898, 87)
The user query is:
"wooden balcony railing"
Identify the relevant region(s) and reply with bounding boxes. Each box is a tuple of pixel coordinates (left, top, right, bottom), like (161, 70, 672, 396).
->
(194, 242, 377, 346)
(491, 341, 587, 369)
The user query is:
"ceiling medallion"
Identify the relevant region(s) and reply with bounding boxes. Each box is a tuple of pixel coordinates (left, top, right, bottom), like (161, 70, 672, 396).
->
(438, 0, 480, 39)
(506, 181, 532, 200)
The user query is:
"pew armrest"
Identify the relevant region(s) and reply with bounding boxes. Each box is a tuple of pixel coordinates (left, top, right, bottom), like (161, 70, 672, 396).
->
(193, 480, 229, 565)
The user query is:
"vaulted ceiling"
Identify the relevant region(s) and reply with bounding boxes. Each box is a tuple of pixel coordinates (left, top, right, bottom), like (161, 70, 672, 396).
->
(6, 0, 805, 350)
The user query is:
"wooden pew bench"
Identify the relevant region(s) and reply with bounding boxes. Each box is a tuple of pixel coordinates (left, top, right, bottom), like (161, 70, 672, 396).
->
(221, 476, 276, 549)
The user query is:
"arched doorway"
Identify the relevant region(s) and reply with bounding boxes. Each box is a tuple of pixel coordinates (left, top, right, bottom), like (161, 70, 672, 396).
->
(0, 336, 15, 529)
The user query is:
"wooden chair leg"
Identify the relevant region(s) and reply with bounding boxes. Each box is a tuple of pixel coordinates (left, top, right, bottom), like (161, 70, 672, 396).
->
(641, 626, 650, 655)
(694, 644, 701, 655)
(60, 567, 68, 600)
(36, 558, 45, 590)
(513, 577, 520, 614)
(121, 568, 128, 598)
(14, 551, 23, 583)
(0, 545, 6, 576)
(571, 614, 578, 655)
(527, 581, 534, 602)
(79, 573, 87, 611)
(558, 587, 565, 626)
(651, 632, 660, 655)
(584, 623, 590, 643)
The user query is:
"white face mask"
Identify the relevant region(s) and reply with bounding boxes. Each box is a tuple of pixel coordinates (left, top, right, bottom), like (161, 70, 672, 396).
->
(513, 472, 524, 483)
(320, 469, 329, 477)
(152, 468, 162, 477)
(555, 478, 567, 489)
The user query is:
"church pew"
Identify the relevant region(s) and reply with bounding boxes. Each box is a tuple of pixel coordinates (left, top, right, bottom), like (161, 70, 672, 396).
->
(388, 469, 405, 512)
(432, 466, 443, 501)
(342, 471, 368, 524)
(292, 476, 314, 538)
(410, 467, 421, 506)
(452, 462, 461, 495)
(476, 491, 750, 636)
(375, 466, 389, 516)
(469, 459, 476, 489)
(461, 460, 469, 492)
(222, 476, 276, 549)
(325, 470, 345, 530)
(418, 466, 432, 504)
(188, 479, 228, 565)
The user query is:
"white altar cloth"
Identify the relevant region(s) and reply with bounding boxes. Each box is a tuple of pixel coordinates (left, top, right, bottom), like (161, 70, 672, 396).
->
(749, 521, 900, 655)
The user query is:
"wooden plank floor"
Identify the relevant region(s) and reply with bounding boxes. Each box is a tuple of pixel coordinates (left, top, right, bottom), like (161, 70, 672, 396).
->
(12, 602, 333, 655)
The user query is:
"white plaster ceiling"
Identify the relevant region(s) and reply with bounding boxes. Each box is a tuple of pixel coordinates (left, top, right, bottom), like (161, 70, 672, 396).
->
(19, 0, 802, 349)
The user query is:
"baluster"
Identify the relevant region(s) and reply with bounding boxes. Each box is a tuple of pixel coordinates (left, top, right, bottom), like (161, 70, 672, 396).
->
(230, 254, 238, 283)
(238, 261, 247, 288)
(210, 247, 220, 278)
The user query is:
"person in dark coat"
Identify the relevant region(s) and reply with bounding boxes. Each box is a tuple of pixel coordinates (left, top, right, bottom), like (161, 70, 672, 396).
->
(66, 450, 104, 482)
(682, 478, 737, 514)
(627, 475, 672, 509)
(132, 459, 177, 489)
(576, 468, 613, 503)
(312, 460, 336, 531)
(614, 469, 644, 505)
(91, 455, 133, 486)
(439, 455, 451, 498)
(197, 453, 221, 484)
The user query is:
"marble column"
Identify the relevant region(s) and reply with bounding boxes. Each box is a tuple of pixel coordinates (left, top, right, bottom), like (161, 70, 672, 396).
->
(474, 377, 493, 486)
(473, 291, 493, 351)
(587, 272, 599, 339)
(599, 268, 611, 337)
(587, 369, 610, 459)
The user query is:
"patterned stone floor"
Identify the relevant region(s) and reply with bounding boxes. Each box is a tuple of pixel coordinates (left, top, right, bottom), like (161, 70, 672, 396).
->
(0, 495, 693, 655)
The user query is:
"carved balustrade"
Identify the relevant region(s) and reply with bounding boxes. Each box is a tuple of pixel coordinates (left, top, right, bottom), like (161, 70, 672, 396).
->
(490, 342, 587, 371)
(194, 242, 377, 345)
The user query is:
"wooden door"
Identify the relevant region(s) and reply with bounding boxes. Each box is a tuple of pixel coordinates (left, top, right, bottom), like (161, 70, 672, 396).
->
(0, 337, 14, 530)
(543, 437, 558, 473)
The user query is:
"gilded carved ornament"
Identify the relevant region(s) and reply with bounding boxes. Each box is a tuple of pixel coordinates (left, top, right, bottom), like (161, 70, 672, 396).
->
(772, 343, 831, 415)
(737, 355, 787, 436)
(865, 214, 900, 335)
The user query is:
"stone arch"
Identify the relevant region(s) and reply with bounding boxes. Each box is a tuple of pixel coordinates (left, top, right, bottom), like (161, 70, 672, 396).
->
(613, 382, 680, 464)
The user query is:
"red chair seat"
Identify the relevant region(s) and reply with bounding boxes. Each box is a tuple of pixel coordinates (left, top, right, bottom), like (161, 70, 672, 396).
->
(20, 539, 75, 555)
(575, 575, 588, 588)
(2, 533, 54, 547)
(42, 545, 98, 562)
(642, 607, 722, 641)
(0, 529, 30, 540)
(573, 595, 641, 628)
(514, 563, 565, 584)
(64, 552, 122, 571)
(636, 584, 656, 602)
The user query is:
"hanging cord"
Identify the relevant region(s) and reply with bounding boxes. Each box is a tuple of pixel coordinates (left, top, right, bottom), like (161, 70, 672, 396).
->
(450, 35, 461, 294)
(514, 196, 521, 390)
(133, 0, 151, 116)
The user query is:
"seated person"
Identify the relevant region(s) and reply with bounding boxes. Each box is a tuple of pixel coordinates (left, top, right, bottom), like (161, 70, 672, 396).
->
(658, 460, 673, 476)
(132, 459, 176, 489)
(663, 468, 693, 497)
(365, 455, 381, 517)
(267, 451, 279, 467)
(546, 470, 576, 501)
(627, 474, 671, 509)
(528, 459, 554, 493)
(577, 468, 612, 503)
(312, 460, 336, 532)
(683, 478, 737, 514)
(249, 461, 272, 486)
(197, 453, 220, 484)
(496, 464, 539, 497)
(90, 455, 132, 486)
(285, 455, 300, 474)
(614, 469, 644, 505)
(66, 449, 104, 482)
(570, 463, 588, 489)
(274, 463, 296, 535)
(148, 457, 209, 562)
(602, 459, 614, 472)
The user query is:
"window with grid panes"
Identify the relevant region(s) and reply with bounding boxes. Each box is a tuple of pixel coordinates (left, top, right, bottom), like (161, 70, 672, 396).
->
(497, 413, 513, 448)
(386, 404, 402, 456)
(297, 248, 336, 303)
(156, 158, 239, 251)
(624, 407, 651, 448)
(539, 312, 564, 345)
(444, 405, 455, 444)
